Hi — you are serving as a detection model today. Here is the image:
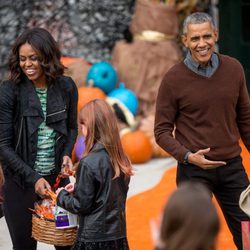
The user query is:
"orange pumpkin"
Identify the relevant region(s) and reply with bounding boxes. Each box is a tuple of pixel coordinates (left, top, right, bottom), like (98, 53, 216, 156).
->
(121, 129, 153, 164)
(61, 56, 80, 67)
(78, 86, 106, 113)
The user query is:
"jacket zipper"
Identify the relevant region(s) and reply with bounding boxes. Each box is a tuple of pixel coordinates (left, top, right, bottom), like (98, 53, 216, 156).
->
(15, 117, 23, 152)
(56, 135, 62, 144)
(47, 108, 66, 117)
(55, 135, 63, 166)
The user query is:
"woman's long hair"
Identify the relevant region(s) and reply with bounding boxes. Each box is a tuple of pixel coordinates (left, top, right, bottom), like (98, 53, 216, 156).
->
(0, 166, 4, 187)
(78, 99, 132, 178)
(8, 27, 65, 85)
(160, 182, 220, 250)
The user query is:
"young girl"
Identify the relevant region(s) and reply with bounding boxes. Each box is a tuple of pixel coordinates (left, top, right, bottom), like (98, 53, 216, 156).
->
(56, 99, 133, 250)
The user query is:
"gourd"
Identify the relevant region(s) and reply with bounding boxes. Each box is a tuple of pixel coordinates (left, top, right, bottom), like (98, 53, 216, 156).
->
(121, 129, 153, 164)
(107, 83, 138, 116)
(86, 61, 117, 94)
(78, 86, 106, 113)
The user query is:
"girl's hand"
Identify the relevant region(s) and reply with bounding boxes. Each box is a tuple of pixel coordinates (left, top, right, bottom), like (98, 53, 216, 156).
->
(56, 187, 64, 196)
(64, 183, 75, 193)
(60, 156, 73, 177)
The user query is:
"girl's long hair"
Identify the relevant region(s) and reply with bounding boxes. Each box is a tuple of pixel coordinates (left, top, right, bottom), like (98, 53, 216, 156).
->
(9, 27, 65, 85)
(160, 182, 219, 250)
(78, 99, 132, 178)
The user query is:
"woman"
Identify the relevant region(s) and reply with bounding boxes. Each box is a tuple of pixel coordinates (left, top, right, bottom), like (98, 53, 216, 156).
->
(0, 27, 78, 250)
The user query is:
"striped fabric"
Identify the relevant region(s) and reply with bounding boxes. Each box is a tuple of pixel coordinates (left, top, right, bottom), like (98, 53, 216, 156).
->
(34, 88, 56, 175)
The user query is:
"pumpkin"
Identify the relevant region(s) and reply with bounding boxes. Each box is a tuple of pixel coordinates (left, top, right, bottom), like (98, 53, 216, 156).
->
(61, 56, 81, 66)
(71, 135, 86, 164)
(78, 86, 106, 113)
(107, 83, 138, 116)
(74, 135, 85, 161)
(86, 61, 117, 94)
(121, 129, 153, 164)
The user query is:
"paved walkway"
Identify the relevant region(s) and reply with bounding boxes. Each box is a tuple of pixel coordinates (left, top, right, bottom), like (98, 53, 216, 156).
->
(0, 157, 176, 250)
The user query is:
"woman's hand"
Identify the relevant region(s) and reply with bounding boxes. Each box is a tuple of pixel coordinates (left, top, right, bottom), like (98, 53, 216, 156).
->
(60, 155, 73, 177)
(35, 178, 51, 197)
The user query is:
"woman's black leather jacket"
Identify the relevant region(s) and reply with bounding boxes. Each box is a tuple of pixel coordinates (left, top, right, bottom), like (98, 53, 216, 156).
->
(0, 76, 78, 187)
(57, 143, 130, 241)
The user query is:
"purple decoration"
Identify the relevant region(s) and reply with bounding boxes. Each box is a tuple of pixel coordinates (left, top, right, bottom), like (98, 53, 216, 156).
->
(75, 135, 85, 161)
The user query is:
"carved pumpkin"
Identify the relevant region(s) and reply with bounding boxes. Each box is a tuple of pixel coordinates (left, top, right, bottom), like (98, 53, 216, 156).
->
(78, 86, 106, 113)
(121, 129, 153, 164)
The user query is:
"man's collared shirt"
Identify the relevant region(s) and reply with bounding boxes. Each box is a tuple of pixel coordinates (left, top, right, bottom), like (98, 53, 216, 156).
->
(184, 50, 219, 78)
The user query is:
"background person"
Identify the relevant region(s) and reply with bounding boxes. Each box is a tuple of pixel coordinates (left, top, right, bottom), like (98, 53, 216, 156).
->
(56, 99, 133, 250)
(0, 27, 78, 250)
(154, 12, 250, 250)
(155, 182, 220, 250)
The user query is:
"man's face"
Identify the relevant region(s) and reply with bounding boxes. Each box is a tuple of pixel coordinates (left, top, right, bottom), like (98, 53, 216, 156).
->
(182, 22, 218, 67)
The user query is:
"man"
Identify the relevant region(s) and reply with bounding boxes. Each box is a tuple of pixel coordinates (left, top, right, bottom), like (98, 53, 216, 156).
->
(154, 12, 250, 250)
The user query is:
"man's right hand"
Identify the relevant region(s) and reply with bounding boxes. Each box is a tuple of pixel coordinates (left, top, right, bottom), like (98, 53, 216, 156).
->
(188, 148, 226, 169)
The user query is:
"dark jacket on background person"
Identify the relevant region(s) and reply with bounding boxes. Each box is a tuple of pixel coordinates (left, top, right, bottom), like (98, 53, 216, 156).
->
(0, 76, 78, 187)
(57, 143, 130, 242)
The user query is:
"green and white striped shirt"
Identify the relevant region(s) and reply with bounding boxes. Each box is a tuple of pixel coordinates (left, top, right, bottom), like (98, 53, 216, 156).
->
(34, 88, 56, 175)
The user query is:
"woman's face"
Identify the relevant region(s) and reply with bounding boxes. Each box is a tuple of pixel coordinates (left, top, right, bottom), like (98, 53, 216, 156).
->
(19, 43, 47, 88)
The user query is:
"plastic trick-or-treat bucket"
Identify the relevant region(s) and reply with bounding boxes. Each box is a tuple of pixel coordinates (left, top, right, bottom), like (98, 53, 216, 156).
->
(54, 206, 78, 229)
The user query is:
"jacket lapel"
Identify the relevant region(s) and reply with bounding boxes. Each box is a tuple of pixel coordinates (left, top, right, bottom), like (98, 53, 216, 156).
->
(20, 78, 44, 136)
(46, 80, 67, 135)
(20, 78, 67, 136)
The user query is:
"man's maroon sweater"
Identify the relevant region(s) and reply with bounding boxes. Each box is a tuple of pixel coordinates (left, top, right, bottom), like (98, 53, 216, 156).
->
(155, 54, 250, 162)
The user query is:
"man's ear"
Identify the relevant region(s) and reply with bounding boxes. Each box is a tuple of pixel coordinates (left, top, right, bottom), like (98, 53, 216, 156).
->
(214, 30, 219, 42)
(181, 34, 188, 47)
